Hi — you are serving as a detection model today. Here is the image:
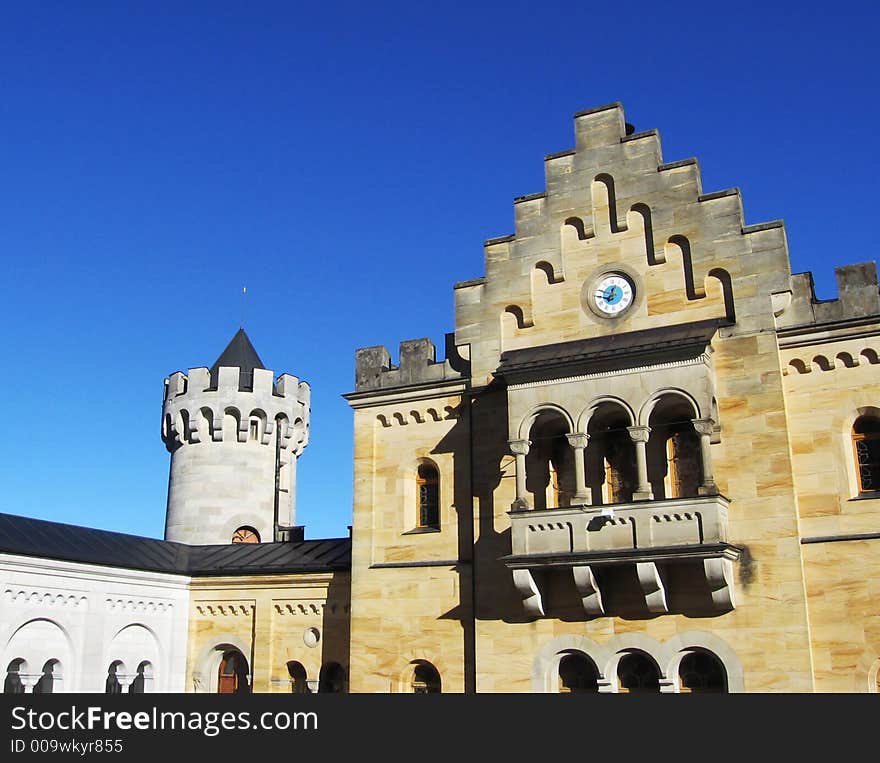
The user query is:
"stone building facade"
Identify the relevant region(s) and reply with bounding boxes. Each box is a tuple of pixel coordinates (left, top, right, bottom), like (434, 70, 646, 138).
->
(1, 103, 878, 693)
(344, 102, 880, 693)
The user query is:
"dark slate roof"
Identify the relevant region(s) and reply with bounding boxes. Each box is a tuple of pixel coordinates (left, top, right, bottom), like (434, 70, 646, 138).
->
(209, 328, 266, 390)
(0, 512, 351, 576)
(495, 318, 724, 385)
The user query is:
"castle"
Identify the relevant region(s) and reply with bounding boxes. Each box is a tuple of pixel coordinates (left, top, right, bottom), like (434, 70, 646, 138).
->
(2, 103, 879, 693)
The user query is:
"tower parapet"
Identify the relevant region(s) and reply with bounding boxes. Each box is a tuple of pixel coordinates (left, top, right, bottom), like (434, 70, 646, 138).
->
(161, 329, 310, 545)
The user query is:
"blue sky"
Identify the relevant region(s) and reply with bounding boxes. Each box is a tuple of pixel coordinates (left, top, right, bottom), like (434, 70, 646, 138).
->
(1, 1, 877, 540)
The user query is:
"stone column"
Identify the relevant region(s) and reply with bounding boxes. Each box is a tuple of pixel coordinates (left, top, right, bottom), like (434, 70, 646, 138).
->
(565, 433, 591, 504)
(692, 418, 718, 495)
(19, 674, 39, 693)
(627, 426, 653, 500)
(509, 439, 531, 510)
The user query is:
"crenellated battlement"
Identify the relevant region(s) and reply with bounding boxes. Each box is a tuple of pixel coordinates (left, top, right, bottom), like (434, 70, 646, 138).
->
(775, 262, 880, 329)
(161, 365, 310, 454)
(161, 328, 312, 544)
(353, 334, 470, 393)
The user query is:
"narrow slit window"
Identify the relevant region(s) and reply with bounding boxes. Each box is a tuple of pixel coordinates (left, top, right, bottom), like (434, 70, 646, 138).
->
(853, 416, 880, 494)
(416, 463, 440, 529)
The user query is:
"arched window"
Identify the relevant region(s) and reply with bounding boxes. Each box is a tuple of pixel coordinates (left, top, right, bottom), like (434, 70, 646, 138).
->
(33, 660, 60, 694)
(287, 661, 308, 694)
(232, 526, 260, 544)
(218, 650, 250, 694)
(4, 659, 26, 694)
(105, 662, 124, 694)
(853, 416, 880, 494)
(663, 428, 701, 499)
(318, 662, 346, 693)
(411, 662, 441, 693)
(416, 462, 440, 529)
(130, 661, 153, 694)
(617, 652, 660, 693)
(558, 653, 599, 693)
(679, 650, 727, 693)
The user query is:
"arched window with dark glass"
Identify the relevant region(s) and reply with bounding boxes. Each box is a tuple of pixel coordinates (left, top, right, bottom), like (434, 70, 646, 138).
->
(4, 659, 26, 694)
(678, 650, 727, 693)
(129, 661, 152, 694)
(105, 661, 124, 694)
(417, 462, 440, 529)
(411, 661, 441, 693)
(33, 660, 60, 694)
(617, 652, 660, 693)
(853, 416, 880, 495)
(287, 661, 308, 694)
(558, 653, 599, 693)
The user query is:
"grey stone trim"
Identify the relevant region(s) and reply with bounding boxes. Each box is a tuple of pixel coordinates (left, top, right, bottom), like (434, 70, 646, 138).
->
(369, 560, 462, 569)
(573, 102, 622, 118)
(484, 234, 515, 246)
(544, 149, 575, 161)
(742, 220, 785, 234)
(513, 192, 547, 204)
(800, 531, 880, 544)
(343, 376, 468, 406)
(401, 526, 441, 536)
(698, 188, 740, 202)
(500, 542, 739, 569)
(775, 315, 880, 348)
(658, 158, 698, 171)
(453, 277, 487, 289)
(621, 129, 658, 143)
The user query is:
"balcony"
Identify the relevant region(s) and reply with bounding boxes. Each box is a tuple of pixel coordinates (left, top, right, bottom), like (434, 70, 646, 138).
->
(501, 494, 738, 618)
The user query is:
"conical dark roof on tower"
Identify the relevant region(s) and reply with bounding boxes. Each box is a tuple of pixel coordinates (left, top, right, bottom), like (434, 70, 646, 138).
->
(209, 328, 266, 390)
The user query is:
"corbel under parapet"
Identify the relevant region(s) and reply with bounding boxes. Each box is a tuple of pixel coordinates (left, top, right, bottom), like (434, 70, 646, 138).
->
(636, 562, 668, 613)
(572, 565, 604, 616)
(512, 569, 545, 617)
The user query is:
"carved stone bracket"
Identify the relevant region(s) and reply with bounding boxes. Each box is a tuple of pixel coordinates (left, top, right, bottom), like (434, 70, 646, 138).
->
(572, 565, 604, 615)
(704, 557, 736, 610)
(508, 439, 531, 456)
(512, 569, 544, 617)
(626, 426, 651, 444)
(564, 433, 589, 450)
(636, 562, 668, 613)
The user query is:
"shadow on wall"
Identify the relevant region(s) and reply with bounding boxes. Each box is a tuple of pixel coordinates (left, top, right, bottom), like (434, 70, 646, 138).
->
(434, 380, 732, 628)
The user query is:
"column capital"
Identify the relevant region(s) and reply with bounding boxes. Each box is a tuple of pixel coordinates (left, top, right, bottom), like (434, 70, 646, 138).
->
(626, 425, 651, 444)
(692, 418, 715, 436)
(565, 433, 589, 450)
(508, 438, 531, 456)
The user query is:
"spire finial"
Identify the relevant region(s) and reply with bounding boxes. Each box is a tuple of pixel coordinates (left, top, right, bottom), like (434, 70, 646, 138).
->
(240, 286, 247, 329)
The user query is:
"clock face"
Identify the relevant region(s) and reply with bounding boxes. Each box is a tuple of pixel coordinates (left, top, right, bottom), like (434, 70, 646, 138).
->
(593, 274, 634, 315)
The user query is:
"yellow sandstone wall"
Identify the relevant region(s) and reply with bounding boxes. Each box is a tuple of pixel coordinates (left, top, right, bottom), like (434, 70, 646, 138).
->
(186, 572, 350, 693)
(781, 334, 880, 691)
(348, 104, 824, 692)
(348, 395, 472, 693)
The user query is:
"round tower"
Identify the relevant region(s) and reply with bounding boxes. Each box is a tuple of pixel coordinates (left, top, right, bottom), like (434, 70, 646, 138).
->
(161, 329, 310, 545)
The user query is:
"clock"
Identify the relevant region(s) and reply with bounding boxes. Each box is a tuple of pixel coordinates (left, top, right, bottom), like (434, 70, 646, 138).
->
(592, 273, 635, 316)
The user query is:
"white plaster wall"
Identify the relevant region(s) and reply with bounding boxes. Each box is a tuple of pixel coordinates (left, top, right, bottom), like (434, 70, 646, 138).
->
(1, 554, 190, 692)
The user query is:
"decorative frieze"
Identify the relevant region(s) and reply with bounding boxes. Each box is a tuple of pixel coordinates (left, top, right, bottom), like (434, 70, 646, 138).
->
(105, 598, 173, 614)
(4, 588, 87, 609)
(194, 602, 254, 617)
